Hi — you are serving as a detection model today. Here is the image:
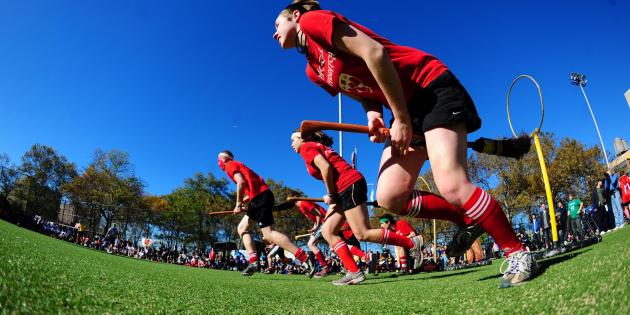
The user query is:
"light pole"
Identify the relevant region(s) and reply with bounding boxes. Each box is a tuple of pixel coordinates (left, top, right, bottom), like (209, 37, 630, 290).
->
(570, 72, 610, 169)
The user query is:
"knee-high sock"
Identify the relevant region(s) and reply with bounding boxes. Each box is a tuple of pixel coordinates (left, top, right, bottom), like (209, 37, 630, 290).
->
(314, 251, 327, 267)
(401, 190, 472, 226)
(332, 240, 359, 273)
(294, 248, 308, 263)
(399, 255, 408, 271)
(463, 187, 523, 256)
(348, 245, 369, 261)
(248, 251, 258, 264)
(379, 229, 414, 249)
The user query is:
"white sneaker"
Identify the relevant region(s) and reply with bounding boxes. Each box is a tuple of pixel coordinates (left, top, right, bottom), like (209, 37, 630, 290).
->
(409, 235, 424, 270)
(332, 271, 365, 285)
(499, 250, 537, 288)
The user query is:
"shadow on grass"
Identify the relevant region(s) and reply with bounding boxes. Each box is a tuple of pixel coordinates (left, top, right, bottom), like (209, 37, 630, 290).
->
(476, 248, 591, 282)
(359, 269, 480, 286)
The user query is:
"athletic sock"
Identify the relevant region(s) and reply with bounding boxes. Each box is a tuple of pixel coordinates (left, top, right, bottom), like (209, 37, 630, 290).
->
(294, 248, 308, 263)
(401, 190, 471, 226)
(332, 240, 359, 273)
(348, 245, 369, 261)
(400, 255, 408, 271)
(314, 251, 327, 267)
(248, 251, 258, 264)
(463, 187, 523, 255)
(379, 228, 414, 249)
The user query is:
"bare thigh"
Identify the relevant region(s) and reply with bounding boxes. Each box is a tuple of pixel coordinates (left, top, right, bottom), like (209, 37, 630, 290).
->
(376, 146, 428, 213)
(424, 123, 475, 206)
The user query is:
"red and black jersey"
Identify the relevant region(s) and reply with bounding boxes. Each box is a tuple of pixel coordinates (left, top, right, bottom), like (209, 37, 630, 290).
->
(222, 160, 269, 200)
(299, 141, 363, 193)
(393, 219, 416, 237)
(299, 10, 448, 106)
(297, 200, 327, 223)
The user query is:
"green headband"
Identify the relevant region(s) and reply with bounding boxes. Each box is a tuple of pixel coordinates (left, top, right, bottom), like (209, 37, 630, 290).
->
(379, 218, 390, 223)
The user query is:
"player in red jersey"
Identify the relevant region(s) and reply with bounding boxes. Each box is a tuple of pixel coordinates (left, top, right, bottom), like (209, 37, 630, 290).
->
(379, 214, 417, 276)
(275, 1, 536, 287)
(217, 150, 315, 277)
(295, 200, 329, 273)
(619, 170, 630, 221)
(291, 130, 424, 285)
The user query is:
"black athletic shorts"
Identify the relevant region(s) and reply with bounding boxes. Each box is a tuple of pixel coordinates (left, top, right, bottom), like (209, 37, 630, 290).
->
(385, 70, 482, 148)
(247, 189, 275, 228)
(338, 178, 368, 211)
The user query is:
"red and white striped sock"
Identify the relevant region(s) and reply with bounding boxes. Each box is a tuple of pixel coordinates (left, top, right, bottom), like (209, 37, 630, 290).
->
(248, 251, 258, 264)
(401, 190, 470, 226)
(332, 240, 359, 273)
(348, 245, 369, 261)
(294, 248, 308, 263)
(400, 255, 408, 271)
(463, 187, 523, 255)
(314, 251, 327, 267)
(379, 228, 414, 249)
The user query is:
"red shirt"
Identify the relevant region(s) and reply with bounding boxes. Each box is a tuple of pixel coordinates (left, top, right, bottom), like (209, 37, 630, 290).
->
(393, 219, 416, 237)
(222, 160, 269, 200)
(620, 174, 630, 204)
(298, 201, 327, 223)
(299, 10, 448, 107)
(299, 141, 363, 193)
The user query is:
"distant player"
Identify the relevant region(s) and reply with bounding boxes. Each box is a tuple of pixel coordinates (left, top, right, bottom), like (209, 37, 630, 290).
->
(217, 150, 315, 276)
(379, 214, 417, 275)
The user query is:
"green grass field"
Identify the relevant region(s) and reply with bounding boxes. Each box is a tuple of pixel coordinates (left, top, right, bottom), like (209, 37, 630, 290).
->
(1, 219, 629, 314)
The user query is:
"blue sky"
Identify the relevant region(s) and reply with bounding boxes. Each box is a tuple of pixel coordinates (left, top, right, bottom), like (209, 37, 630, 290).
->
(1, 0, 629, 200)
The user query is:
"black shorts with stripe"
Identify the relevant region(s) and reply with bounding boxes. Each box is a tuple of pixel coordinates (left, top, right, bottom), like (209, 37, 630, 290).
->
(338, 178, 368, 211)
(385, 70, 482, 148)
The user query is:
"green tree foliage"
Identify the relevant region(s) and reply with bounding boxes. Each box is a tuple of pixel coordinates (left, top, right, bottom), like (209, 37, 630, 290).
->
(469, 132, 604, 219)
(63, 149, 144, 236)
(0, 154, 19, 216)
(13, 145, 77, 220)
(265, 178, 309, 240)
(157, 172, 231, 250)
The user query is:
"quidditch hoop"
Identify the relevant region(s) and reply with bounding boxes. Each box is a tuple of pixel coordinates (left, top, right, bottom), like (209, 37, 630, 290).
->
(506, 75, 545, 137)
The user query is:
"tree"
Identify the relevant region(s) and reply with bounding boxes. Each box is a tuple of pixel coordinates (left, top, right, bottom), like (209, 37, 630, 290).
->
(63, 149, 144, 236)
(0, 154, 19, 217)
(468, 132, 605, 221)
(265, 178, 309, 240)
(14, 145, 77, 220)
(157, 172, 231, 251)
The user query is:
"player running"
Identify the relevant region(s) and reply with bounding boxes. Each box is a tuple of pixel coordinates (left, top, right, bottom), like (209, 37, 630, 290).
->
(217, 150, 316, 276)
(290, 130, 423, 285)
(274, 0, 536, 287)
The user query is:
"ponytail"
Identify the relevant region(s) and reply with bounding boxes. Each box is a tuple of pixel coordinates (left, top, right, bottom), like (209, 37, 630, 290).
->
(295, 128, 334, 147)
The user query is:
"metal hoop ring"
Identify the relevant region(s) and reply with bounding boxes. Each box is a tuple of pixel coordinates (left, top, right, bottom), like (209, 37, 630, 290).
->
(506, 75, 545, 137)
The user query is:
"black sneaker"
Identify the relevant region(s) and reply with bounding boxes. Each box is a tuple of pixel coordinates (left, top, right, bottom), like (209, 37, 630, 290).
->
(305, 252, 317, 278)
(446, 224, 484, 257)
(241, 262, 259, 276)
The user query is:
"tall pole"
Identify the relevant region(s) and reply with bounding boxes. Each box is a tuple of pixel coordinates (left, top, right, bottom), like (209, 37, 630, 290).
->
(579, 83, 610, 169)
(571, 73, 610, 169)
(338, 94, 343, 157)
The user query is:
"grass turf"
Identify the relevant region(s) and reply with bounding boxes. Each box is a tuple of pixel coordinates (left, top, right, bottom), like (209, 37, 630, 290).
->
(1, 219, 629, 314)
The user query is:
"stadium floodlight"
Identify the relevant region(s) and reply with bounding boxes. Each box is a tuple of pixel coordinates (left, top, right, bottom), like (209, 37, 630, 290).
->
(569, 72, 610, 168)
(570, 72, 587, 86)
